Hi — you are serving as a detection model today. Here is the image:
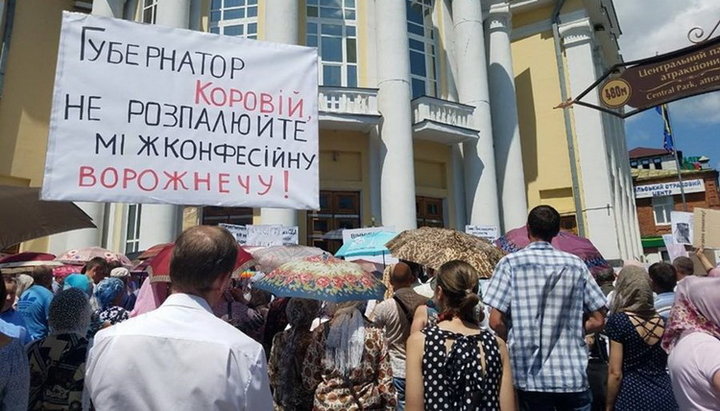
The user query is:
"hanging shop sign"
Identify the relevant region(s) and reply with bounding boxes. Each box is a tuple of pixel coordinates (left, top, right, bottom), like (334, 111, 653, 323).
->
(560, 34, 720, 118)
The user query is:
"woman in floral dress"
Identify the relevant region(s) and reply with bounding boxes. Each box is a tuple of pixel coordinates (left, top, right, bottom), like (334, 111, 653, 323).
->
(302, 300, 396, 410)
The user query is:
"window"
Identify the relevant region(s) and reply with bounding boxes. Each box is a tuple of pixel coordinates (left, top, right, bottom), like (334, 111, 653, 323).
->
(416, 196, 444, 227)
(125, 204, 142, 253)
(142, 0, 158, 24)
(653, 157, 662, 170)
(407, 0, 438, 98)
(307, 191, 361, 253)
(209, 0, 258, 39)
(306, 0, 357, 87)
(652, 196, 673, 225)
(0, 0, 16, 95)
(630, 160, 638, 168)
(642, 159, 650, 169)
(201, 206, 254, 226)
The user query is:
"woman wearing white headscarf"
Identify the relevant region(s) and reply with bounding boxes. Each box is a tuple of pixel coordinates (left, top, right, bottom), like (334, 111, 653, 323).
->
(302, 300, 396, 410)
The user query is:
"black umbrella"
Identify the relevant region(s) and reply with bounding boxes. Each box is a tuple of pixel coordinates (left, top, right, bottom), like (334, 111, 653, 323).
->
(0, 186, 96, 250)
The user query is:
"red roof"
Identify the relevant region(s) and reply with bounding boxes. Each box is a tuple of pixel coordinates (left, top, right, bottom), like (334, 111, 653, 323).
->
(628, 147, 671, 159)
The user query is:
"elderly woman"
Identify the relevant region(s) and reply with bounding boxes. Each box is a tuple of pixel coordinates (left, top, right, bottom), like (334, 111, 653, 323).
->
(94, 277, 130, 325)
(605, 266, 678, 411)
(663, 276, 720, 410)
(302, 300, 396, 410)
(26, 288, 92, 410)
(268, 298, 321, 410)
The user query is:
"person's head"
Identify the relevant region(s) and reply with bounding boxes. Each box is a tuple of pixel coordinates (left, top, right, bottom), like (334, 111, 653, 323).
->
(595, 268, 615, 286)
(434, 260, 481, 324)
(389, 262, 415, 290)
(648, 262, 677, 294)
(95, 277, 126, 309)
(15, 274, 33, 298)
(170, 225, 238, 306)
(63, 273, 93, 297)
(2, 276, 17, 312)
(527, 205, 561, 242)
(31, 265, 54, 289)
(662, 276, 720, 352)
(610, 266, 655, 318)
(285, 298, 321, 331)
(672, 256, 694, 282)
(82, 257, 111, 284)
(248, 287, 271, 308)
(110, 267, 131, 284)
(48, 288, 92, 336)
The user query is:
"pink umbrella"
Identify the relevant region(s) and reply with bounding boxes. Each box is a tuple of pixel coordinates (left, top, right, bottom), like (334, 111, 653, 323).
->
(494, 226, 611, 276)
(55, 246, 132, 268)
(0, 252, 56, 266)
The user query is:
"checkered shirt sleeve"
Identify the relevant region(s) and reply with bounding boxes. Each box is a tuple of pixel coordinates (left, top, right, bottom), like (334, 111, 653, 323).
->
(484, 256, 512, 313)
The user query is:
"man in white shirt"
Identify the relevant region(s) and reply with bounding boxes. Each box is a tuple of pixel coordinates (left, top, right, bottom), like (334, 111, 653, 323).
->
(85, 226, 273, 411)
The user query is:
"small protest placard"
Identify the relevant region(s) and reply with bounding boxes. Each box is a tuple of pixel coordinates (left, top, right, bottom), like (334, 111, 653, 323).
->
(693, 208, 720, 249)
(42, 12, 319, 209)
(670, 211, 693, 245)
(465, 225, 499, 242)
(246, 225, 285, 247)
(219, 223, 247, 244)
(342, 227, 395, 244)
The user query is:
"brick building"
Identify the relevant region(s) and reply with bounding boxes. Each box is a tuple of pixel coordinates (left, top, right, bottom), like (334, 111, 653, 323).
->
(630, 148, 720, 260)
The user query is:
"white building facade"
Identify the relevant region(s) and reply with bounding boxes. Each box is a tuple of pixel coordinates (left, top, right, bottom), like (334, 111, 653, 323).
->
(41, 0, 641, 261)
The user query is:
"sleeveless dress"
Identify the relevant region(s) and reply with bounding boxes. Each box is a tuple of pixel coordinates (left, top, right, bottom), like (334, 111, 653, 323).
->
(422, 325, 502, 410)
(605, 313, 678, 411)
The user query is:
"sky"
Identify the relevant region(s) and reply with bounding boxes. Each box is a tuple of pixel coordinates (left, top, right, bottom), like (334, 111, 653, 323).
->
(614, 0, 720, 169)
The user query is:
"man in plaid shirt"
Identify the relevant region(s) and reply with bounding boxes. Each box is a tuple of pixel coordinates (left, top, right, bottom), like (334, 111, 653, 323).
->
(485, 205, 607, 411)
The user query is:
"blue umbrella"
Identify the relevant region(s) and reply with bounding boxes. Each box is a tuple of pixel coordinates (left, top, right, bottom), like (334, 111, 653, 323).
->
(335, 231, 397, 258)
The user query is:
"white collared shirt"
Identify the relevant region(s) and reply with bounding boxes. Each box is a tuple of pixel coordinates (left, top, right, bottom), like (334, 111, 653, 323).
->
(85, 293, 272, 411)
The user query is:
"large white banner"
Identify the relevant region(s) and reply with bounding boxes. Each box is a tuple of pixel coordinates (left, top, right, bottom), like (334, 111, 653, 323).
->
(42, 12, 319, 209)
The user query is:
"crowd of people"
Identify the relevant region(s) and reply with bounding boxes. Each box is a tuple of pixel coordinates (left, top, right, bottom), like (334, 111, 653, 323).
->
(0, 205, 719, 410)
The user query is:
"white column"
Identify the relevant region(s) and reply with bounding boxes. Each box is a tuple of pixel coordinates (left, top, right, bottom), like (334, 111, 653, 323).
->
(486, 0, 527, 231)
(260, 0, 300, 227)
(451, 145, 467, 229)
(156, 0, 189, 28)
(91, 0, 126, 17)
(560, 18, 620, 260)
(452, 0, 501, 228)
(374, 0, 417, 231)
(369, 127, 383, 225)
(135, 0, 189, 246)
(614, 115, 643, 258)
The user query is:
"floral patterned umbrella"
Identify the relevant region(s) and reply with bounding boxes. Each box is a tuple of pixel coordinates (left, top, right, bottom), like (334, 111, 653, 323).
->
(250, 245, 326, 273)
(253, 254, 386, 302)
(494, 225, 611, 276)
(55, 246, 132, 268)
(385, 227, 505, 279)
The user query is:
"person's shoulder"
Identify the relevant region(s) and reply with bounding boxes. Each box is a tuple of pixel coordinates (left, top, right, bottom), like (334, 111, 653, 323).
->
(605, 312, 627, 327)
